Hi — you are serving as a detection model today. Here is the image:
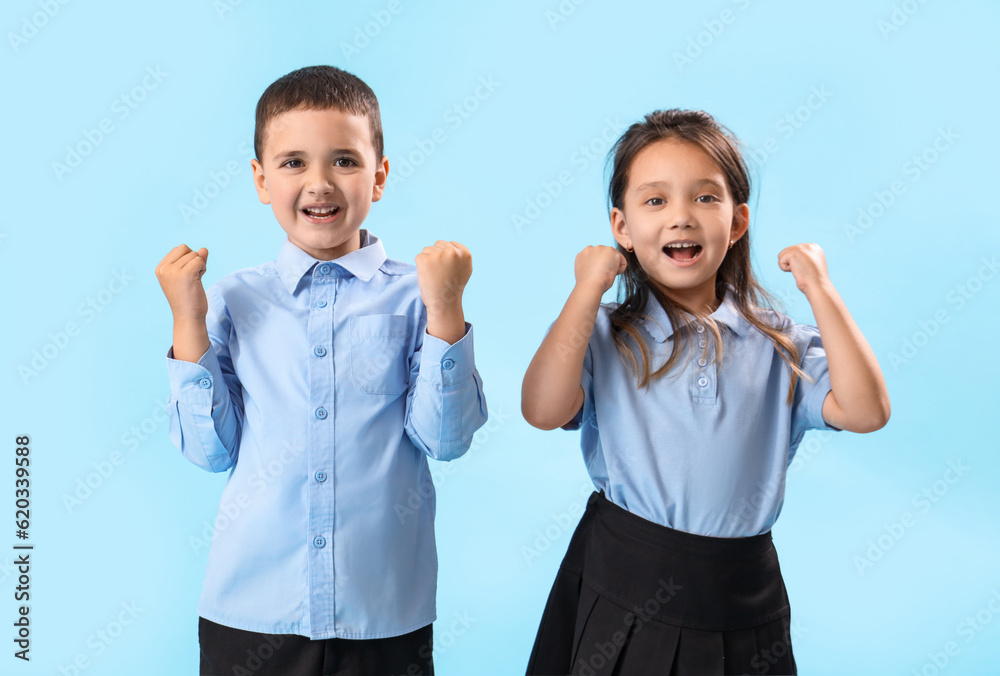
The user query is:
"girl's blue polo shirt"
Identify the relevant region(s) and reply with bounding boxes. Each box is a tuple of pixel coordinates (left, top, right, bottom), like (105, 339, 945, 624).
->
(560, 291, 838, 538)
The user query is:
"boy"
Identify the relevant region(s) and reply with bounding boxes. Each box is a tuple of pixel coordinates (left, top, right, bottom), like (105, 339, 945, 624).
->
(155, 65, 487, 675)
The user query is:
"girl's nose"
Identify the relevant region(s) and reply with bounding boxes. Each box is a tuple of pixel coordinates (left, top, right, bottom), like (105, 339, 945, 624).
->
(668, 204, 695, 229)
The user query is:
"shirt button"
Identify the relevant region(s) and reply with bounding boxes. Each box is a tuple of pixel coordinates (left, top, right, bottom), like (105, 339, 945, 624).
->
(198, 378, 212, 389)
(313, 536, 326, 548)
(697, 357, 707, 367)
(319, 264, 331, 275)
(314, 345, 327, 357)
(698, 377, 709, 387)
(315, 470, 327, 482)
(315, 300, 327, 308)
(315, 407, 328, 420)
(695, 324, 705, 333)
(698, 339, 707, 348)
(442, 358, 455, 370)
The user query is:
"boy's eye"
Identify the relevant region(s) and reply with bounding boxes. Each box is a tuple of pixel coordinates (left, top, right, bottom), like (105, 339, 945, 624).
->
(282, 159, 304, 169)
(334, 157, 356, 168)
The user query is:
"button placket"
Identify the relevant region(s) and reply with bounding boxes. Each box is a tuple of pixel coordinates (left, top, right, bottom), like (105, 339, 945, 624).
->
(306, 265, 336, 630)
(690, 334, 718, 403)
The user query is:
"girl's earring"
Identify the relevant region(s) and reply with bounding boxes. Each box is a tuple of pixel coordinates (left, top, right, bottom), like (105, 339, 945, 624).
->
(728, 240, 734, 250)
(625, 243, 633, 252)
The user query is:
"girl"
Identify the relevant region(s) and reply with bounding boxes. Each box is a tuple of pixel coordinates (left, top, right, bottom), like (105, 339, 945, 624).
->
(521, 109, 890, 675)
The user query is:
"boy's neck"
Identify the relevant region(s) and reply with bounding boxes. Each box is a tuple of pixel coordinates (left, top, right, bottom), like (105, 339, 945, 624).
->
(294, 230, 367, 261)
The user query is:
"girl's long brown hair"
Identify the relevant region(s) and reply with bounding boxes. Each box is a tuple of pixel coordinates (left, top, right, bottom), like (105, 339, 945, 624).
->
(607, 109, 807, 402)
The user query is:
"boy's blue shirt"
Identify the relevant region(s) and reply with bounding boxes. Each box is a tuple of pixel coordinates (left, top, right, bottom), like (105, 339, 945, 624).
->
(165, 229, 488, 639)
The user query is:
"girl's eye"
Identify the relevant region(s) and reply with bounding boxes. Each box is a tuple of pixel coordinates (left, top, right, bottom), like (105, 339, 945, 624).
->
(696, 195, 719, 203)
(645, 197, 664, 206)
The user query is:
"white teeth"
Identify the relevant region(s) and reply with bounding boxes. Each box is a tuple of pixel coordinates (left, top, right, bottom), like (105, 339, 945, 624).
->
(305, 206, 337, 215)
(665, 242, 699, 248)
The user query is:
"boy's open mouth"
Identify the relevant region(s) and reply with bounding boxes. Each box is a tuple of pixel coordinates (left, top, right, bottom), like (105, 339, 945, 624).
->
(663, 241, 703, 262)
(301, 206, 341, 222)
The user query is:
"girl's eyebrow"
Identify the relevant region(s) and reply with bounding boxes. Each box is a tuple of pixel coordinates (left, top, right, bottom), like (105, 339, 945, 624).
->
(634, 178, 726, 192)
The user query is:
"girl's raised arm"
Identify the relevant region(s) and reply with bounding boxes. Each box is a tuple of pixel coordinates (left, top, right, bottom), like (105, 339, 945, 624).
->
(522, 245, 626, 430)
(778, 243, 891, 433)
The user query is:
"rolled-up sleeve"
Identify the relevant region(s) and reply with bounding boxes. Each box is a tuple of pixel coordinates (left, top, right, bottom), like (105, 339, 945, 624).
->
(165, 286, 244, 472)
(404, 321, 488, 461)
(790, 324, 840, 443)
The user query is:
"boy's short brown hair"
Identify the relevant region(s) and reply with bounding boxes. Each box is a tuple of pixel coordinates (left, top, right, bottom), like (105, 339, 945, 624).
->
(254, 65, 383, 163)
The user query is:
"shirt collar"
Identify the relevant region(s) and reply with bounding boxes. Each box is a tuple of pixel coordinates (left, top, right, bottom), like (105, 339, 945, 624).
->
(276, 229, 387, 294)
(640, 288, 749, 343)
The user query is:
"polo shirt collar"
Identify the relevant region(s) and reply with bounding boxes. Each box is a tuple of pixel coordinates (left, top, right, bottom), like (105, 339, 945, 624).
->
(641, 288, 749, 343)
(276, 229, 387, 294)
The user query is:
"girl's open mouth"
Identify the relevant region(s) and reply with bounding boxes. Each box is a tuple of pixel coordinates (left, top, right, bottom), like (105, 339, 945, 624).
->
(663, 242, 703, 262)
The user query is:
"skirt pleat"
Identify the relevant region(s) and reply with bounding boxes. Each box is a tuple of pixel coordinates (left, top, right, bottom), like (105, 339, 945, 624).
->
(747, 615, 796, 675)
(570, 582, 602, 664)
(570, 591, 636, 675)
(527, 565, 584, 674)
(720, 627, 759, 675)
(674, 628, 725, 675)
(527, 492, 797, 676)
(613, 613, 681, 674)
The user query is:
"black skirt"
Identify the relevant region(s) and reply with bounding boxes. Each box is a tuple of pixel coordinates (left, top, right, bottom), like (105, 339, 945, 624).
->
(526, 492, 796, 676)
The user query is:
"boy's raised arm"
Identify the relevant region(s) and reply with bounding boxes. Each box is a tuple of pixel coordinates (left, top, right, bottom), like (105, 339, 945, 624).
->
(157, 245, 211, 362)
(404, 241, 487, 461)
(156, 244, 244, 472)
(522, 245, 626, 431)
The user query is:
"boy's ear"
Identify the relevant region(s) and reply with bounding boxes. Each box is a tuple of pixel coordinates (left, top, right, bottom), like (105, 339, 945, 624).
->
(250, 159, 271, 205)
(371, 156, 389, 203)
(610, 207, 630, 250)
(730, 203, 750, 244)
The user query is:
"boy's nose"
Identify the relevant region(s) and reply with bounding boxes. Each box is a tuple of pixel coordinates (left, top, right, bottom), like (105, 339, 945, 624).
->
(305, 168, 336, 195)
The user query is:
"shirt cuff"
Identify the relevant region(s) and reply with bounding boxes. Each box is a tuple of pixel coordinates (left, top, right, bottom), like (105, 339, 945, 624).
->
(560, 406, 584, 431)
(418, 322, 476, 386)
(804, 373, 841, 432)
(165, 346, 228, 409)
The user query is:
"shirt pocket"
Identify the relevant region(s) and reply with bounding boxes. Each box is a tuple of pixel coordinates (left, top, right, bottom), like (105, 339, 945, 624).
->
(350, 314, 410, 395)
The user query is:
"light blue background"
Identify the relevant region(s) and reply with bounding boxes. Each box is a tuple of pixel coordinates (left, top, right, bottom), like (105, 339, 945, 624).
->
(3, 1, 999, 673)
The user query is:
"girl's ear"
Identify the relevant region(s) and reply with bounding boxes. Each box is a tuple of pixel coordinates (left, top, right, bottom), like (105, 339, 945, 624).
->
(729, 203, 750, 244)
(610, 207, 630, 249)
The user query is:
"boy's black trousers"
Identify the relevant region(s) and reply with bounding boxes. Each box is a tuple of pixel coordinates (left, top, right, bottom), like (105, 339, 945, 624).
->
(199, 616, 433, 676)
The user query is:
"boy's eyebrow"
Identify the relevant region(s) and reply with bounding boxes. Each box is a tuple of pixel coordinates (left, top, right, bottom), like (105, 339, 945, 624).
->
(271, 148, 364, 162)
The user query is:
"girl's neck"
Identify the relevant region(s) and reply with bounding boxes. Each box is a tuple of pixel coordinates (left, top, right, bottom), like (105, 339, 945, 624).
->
(655, 283, 723, 319)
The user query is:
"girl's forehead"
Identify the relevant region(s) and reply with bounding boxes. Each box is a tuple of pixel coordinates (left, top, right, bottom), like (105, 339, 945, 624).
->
(628, 138, 725, 186)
